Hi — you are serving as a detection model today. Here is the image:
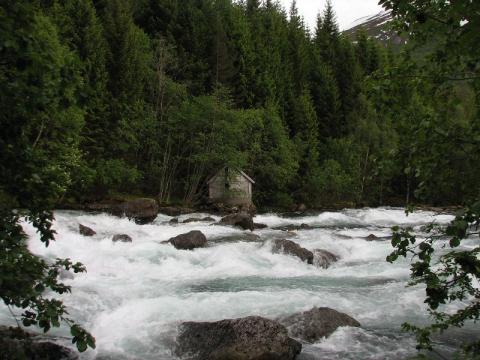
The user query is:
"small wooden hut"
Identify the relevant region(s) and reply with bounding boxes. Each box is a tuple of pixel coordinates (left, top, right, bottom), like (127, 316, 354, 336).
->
(207, 167, 254, 206)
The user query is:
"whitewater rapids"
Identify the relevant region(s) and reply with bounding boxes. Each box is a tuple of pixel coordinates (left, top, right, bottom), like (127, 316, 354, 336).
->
(1, 208, 477, 359)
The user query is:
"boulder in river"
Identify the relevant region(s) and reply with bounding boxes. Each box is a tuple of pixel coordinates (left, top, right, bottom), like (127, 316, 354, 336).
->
(272, 239, 314, 264)
(0, 326, 77, 360)
(312, 249, 338, 269)
(79, 224, 96, 237)
(274, 223, 313, 232)
(365, 234, 378, 241)
(112, 234, 133, 243)
(210, 232, 262, 244)
(219, 213, 254, 231)
(175, 316, 302, 360)
(280, 307, 360, 343)
(253, 222, 268, 230)
(159, 206, 195, 217)
(166, 230, 207, 250)
(110, 198, 159, 224)
(169, 218, 179, 224)
(183, 216, 216, 223)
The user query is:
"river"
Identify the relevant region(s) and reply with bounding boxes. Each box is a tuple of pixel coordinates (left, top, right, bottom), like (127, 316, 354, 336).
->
(1, 207, 478, 359)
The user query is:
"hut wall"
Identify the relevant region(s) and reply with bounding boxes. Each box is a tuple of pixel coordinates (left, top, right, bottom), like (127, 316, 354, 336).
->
(208, 170, 252, 206)
(209, 173, 226, 201)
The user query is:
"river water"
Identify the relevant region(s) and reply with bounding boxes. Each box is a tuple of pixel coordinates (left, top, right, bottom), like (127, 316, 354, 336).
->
(1, 208, 478, 359)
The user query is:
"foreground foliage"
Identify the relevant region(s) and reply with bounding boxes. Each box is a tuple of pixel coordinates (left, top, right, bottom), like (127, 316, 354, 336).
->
(388, 205, 480, 356)
(0, 0, 95, 352)
(382, 0, 480, 356)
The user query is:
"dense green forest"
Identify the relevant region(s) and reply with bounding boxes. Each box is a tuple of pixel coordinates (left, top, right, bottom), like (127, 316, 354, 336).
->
(1, 0, 479, 210)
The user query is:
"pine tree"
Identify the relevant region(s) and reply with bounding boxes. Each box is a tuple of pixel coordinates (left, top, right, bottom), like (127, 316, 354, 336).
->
(322, 0, 339, 37)
(52, 0, 111, 177)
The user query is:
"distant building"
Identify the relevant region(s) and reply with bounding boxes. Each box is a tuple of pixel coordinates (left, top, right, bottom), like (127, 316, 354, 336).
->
(207, 167, 254, 206)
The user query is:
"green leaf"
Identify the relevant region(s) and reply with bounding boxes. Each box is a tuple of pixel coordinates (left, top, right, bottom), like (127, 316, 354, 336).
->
(77, 340, 87, 352)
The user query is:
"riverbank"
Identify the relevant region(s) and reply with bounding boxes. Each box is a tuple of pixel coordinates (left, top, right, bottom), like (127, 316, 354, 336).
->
(59, 195, 464, 217)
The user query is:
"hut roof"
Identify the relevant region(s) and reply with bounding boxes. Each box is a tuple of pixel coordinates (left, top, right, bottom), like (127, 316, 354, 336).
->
(207, 167, 255, 184)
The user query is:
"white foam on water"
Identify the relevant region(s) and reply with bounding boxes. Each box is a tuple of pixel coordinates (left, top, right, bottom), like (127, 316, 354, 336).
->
(255, 208, 454, 229)
(304, 326, 417, 359)
(0, 208, 470, 359)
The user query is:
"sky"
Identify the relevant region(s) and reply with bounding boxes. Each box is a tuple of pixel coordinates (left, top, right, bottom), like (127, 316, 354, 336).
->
(278, 0, 384, 30)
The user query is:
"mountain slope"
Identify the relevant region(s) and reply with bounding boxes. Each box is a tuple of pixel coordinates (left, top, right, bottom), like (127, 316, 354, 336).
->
(343, 11, 405, 47)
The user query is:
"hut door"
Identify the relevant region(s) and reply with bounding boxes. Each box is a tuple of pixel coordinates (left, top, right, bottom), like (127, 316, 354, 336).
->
(224, 167, 230, 190)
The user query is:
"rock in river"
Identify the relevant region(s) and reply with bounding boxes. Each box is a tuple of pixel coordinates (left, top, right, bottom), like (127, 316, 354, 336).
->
(272, 239, 314, 264)
(274, 223, 313, 232)
(110, 198, 159, 224)
(166, 230, 207, 250)
(253, 222, 268, 230)
(312, 249, 338, 269)
(158, 206, 195, 217)
(280, 307, 360, 343)
(79, 224, 96, 236)
(219, 213, 254, 231)
(365, 234, 378, 241)
(175, 316, 302, 360)
(112, 234, 133, 243)
(183, 216, 216, 223)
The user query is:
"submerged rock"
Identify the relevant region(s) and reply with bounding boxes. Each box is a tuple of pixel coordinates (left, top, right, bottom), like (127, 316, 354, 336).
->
(167, 230, 207, 250)
(253, 222, 268, 230)
(365, 234, 378, 241)
(274, 223, 313, 232)
(272, 239, 314, 264)
(169, 218, 179, 224)
(110, 198, 159, 224)
(280, 307, 360, 343)
(183, 216, 216, 223)
(112, 234, 133, 243)
(79, 224, 96, 237)
(312, 249, 338, 269)
(210, 233, 262, 244)
(0, 326, 77, 360)
(159, 206, 195, 217)
(175, 316, 301, 360)
(219, 213, 254, 231)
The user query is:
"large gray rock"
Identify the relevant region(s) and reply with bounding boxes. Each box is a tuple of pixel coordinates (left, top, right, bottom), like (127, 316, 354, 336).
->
(219, 213, 254, 231)
(280, 307, 360, 343)
(312, 249, 338, 269)
(272, 239, 314, 264)
(79, 224, 96, 236)
(0, 326, 77, 360)
(112, 234, 132, 243)
(110, 198, 158, 224)
(167, 231, 207, 250)
(175, 316, 302, 360)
